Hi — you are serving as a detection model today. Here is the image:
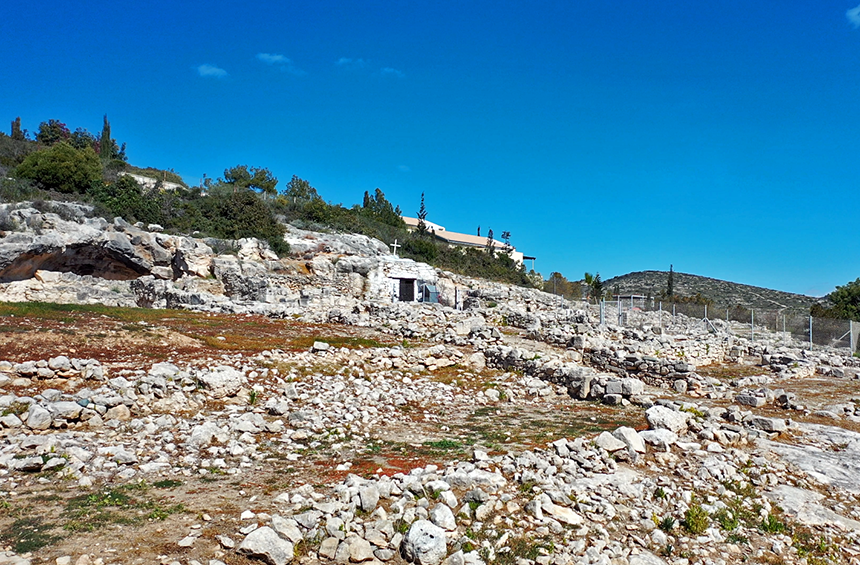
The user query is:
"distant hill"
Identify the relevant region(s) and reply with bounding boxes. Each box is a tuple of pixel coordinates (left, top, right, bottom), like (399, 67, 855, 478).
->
(603, 270, 818, 311)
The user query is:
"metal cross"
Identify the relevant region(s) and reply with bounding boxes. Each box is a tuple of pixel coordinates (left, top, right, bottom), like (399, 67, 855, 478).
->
(390, 239, 401, 256)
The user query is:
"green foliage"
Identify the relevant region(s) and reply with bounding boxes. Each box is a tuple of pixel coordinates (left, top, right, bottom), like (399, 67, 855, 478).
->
(15, 142, 102, 194)
(416, 192, 428, 236)
(712, 508, 739, 531)
(759, 513, 786, 534)
(68, 128, 97, 151)
(10, 117, 25, 141)
(362, 188, 404, 228)
(657, 516, 675, 532)
(584, 272, 604, 303)
(198, 187, 289, 256)
(223, 165, 278, 198)
(812, 278, 860, 321)
(403, 236, 438, 263)
(0, 132, 39, 173)
(88, 175, 159, 223)
(97, 115, 126, 162)
(36, 119, 71, 145)
(0, 176, 39, 203)
(681, 501, 710, 534)
(0, 516, 62, 554)
(283, 175, 321, 203)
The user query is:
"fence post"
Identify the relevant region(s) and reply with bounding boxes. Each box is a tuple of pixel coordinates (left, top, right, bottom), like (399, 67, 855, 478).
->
(659, 302, 663, 336)
(704, 304, 708, 320)
(618, 299, 623, 326)
(783, 315, 786, 344)
(600, 300, 605, 327)
(851, 320, 855, 353)
(809, 316, 813, 350)
(673, 303, 676, 321)
(751, 310, 755, 342)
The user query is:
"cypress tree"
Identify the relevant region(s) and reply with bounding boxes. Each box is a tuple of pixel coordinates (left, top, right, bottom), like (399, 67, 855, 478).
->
(99, 115, 111, 159)
(10, 117, 24, 140)
(667, 264, 675, 298)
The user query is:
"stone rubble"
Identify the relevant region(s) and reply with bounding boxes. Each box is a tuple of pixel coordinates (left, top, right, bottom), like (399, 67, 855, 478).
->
(0, 207, 859, 564)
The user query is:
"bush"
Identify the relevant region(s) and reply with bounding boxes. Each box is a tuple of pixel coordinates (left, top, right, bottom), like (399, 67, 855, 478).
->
(88, 175, 160, 224)
(403, 237, 438, 263)
(197, 188, 289, 256)
(681, 501, 710, 534)
(14, 142, 101, 194)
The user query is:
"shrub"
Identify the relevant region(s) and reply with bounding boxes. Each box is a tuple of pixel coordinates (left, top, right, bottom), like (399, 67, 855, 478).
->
(15, 142, 101, 194)
(682, 501, 710, 534)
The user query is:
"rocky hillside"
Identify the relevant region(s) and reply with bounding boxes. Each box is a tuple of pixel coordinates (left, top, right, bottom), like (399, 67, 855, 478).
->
(604, 270, 817, 311)
(2, 202, 860, 565)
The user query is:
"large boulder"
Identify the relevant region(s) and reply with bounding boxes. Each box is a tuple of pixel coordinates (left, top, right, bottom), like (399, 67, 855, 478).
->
(401, 520, 447, 565)
(197, 366, 244, 398)
(645, 406, 689, 433)
(238, 526, 294, 565)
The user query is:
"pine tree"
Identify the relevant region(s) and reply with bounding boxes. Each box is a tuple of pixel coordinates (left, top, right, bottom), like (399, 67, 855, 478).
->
(485, 228, 494, 255)
(416, 192, 428, 236)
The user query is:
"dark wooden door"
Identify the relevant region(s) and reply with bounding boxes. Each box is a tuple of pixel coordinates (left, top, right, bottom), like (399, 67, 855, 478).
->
(399, 279, 415, 301)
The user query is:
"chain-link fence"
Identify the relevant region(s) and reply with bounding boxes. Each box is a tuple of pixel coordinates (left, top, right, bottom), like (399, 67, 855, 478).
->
(591, 298, 859, 353)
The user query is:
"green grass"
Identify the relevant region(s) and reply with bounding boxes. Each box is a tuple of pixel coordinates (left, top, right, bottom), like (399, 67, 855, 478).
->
(422, 439, 462, 450)
(0, 516, 63, 553)
(63, 485, 185, 532)
(759, 513, 787, 534)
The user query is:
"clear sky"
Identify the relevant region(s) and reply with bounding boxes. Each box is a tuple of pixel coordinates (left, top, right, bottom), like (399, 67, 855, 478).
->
(2, 1, 859, 296)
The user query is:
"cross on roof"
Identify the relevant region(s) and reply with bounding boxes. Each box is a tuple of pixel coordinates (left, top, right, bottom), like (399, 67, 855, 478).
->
(390, 239, 401, 256)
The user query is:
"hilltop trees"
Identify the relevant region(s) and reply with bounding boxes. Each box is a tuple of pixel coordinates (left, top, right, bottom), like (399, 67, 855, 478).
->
(10, 117, 25, 141)
(283, 175, 321, 204)
(811, 278, 860, 321)
(223, 165, 278, 198)
(362, 188, 403, 227)
(584, 272, 604, 303)
(416, 192, 428, 236)
(35, 119, 70, 145)
(15, 142, 101, 194)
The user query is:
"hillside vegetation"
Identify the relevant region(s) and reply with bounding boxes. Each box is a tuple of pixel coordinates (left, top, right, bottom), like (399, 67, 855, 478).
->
(604, 270, 818, 311)
(0, 116, 533, 286)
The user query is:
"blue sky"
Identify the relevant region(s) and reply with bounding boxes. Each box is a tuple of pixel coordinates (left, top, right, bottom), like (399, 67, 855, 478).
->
(2, 1, 859, 296)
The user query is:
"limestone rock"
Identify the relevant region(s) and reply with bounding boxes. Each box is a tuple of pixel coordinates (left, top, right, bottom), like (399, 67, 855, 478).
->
(645, 406, 689, 433)
(401, 520, 447, 565)
(198, 366, 244, 398)
(238, 526, 294, 565)
(613, 426, 646, 453)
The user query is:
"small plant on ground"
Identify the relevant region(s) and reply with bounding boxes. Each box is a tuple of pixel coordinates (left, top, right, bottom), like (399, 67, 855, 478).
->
(681, 500, 710, 535)
(657, 516, 676, 532)
(713, 507, 739, 531)
(759, 513, 786, 534)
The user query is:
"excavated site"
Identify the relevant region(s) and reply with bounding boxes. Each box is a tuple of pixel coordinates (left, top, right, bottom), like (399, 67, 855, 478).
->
(0, 202, 859, 565)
